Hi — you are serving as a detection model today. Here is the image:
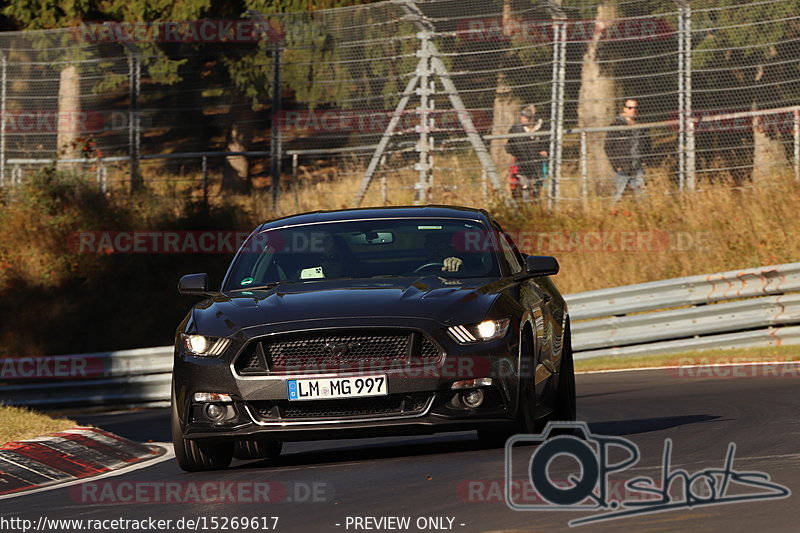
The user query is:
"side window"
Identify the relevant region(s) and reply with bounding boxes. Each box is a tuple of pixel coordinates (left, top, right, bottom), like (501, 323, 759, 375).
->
(499, 232, 523, 274)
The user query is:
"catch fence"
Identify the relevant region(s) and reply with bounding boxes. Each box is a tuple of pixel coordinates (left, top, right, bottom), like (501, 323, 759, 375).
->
(0, 0, 798, 208)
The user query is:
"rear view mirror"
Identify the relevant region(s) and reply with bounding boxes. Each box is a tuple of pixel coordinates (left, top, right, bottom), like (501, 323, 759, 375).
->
(178, 273, 213, 296)
(349, 231, 395, 245)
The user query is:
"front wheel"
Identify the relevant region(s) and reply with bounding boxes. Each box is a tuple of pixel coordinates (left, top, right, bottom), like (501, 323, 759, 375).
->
(171, 387, 233, 472)
(552, 319, 577, 423)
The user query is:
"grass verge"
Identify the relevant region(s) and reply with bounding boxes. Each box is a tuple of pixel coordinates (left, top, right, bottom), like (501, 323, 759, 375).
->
(0, 405, 77, 445)
(575, 345, 800, 373)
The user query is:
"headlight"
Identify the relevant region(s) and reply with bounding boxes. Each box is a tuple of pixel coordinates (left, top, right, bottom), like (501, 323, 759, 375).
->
(448, 318, 511, 343)
(181, 334, 231, 356)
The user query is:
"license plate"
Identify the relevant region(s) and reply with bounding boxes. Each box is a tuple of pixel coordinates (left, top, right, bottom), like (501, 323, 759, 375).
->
(287, 375, 388, 401)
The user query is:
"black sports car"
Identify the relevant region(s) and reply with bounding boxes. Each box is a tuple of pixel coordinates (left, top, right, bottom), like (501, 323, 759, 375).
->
(172, 206, 575, 471)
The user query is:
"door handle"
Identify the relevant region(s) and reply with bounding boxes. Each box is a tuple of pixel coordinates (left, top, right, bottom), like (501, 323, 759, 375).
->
(542, 292, 551, 302)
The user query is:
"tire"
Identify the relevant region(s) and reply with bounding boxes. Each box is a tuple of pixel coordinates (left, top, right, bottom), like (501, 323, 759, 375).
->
(171, 387, 234, 472)
(478, 328, 538, 447)
(552, 319, 577, 423)
(233, 439, 283, 460)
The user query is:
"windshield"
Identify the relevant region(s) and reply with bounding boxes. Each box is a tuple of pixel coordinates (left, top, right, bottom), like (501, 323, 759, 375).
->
(223, 218, 502, 291)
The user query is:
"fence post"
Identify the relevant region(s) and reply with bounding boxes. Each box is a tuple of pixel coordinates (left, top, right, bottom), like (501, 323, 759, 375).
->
(794, 109, 800, 182)
(684, 5, 695, 191)
(270, 42, 283, 214)
(547, 18, 566, 209)
(201, 155, 208, 206)
(580, 131, 588, 205)
(677, 4, 686, 191)
(128, 52, 142, 193)
(292, 153, 299, 210)
(0, 53, 6, 188)
(414, 31, 432, 205)
(553, 19, 566, 208)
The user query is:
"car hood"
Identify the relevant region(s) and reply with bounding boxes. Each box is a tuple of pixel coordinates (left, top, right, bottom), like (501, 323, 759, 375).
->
(189, 276, 513, 337)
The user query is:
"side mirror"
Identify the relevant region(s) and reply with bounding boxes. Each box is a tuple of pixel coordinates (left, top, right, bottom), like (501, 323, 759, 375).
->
(524, 255, 559, 277)
(178, 273, 212, 296)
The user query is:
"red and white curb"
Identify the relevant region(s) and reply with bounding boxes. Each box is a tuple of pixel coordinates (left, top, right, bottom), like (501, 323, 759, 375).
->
(0, 427, 164, 496)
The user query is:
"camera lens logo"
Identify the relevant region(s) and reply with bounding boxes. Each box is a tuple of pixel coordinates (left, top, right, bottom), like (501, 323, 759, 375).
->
(504, 421, 790, 526)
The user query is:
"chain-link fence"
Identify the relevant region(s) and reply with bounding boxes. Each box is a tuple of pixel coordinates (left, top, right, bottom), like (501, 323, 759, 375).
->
(0, 0, 799, 208)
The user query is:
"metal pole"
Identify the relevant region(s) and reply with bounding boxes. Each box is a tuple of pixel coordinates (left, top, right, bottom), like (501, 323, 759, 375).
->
(684, 6, 695, 191)
(677, 6, 686, 192)
(0, 53, 6, 188)
(580, 131, 588, 204)
(380, 155, 387, 204)
(292, 153, 299, 210)
(270, 42, 283, 214)
(201, 155, 208, 206)
(793, 109, 800, 182)
(415, 31, 432, 205)
(128, 53, 141, 193)
(552, 19, 566, 208)
(547, 22, 560, 206)
(481, 168, 487, 203)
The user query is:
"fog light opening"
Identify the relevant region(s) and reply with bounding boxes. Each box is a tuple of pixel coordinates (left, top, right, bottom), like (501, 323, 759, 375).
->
(204, 403, 226, 422)
(461, 389, 485, 408)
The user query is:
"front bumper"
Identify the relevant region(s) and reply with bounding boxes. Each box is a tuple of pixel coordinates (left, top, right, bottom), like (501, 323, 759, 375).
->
(173, 318, 521, 441)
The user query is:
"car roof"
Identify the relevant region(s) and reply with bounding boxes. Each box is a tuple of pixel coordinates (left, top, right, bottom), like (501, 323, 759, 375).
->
(257, 205, 492, 231)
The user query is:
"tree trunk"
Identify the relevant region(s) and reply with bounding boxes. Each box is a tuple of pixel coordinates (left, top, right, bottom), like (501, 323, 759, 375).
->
(221, 123, 250, 193)
(57, 64, 80, 159)
(577, 1, 618, 195)
(490, 73, 519, 173)
(752, 108, 791, 182)
(489, 0, 521, 175)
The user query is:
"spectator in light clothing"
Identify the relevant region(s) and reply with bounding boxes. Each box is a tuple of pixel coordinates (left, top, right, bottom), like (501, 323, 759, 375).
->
(604, 99, 651, 203)
(505, 105, 548, 199)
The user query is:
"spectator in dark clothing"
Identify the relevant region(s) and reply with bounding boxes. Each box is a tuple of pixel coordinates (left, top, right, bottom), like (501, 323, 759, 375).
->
(604, 99, 651, 203)
(505, 105, 549, 199)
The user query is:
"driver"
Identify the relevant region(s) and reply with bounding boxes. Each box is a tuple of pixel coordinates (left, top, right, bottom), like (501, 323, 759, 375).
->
(423, 233, 463, 273)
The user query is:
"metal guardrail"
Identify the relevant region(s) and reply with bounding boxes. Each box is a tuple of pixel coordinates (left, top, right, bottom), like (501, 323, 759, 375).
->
(3, 262, 800, 408)
(565, 262, 800, 359)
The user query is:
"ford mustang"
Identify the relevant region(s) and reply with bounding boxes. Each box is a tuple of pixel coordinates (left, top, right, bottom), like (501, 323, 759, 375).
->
(171, 206, 575, 471)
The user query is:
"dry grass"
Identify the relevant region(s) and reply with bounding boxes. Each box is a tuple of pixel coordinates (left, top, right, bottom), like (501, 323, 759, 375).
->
(211, 150, 800, 294)
(0, 405, 76, 445)
(575, 345, 800, 372)
(1, 156, 798, 356)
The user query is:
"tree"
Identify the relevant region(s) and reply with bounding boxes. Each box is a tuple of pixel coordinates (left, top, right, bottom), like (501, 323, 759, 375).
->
(691, 0, 800, 183)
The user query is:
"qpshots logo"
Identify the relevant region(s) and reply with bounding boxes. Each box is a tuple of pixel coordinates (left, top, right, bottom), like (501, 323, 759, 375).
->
(505, 422, 790, 526)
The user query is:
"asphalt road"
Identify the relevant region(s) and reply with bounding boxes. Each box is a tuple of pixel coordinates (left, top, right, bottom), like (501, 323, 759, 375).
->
(5, 366, 799, 532)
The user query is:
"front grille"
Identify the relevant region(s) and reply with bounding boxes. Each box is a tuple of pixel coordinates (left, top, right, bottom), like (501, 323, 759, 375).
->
(235, 330, 441, 374)
(250, 392, 432, 421)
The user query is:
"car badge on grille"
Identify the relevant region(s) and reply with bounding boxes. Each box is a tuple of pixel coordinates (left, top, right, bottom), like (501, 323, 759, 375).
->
(323, 342, 360, 357)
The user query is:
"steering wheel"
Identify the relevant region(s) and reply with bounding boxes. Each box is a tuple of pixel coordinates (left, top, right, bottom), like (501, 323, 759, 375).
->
(413, 262, 444, 273)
